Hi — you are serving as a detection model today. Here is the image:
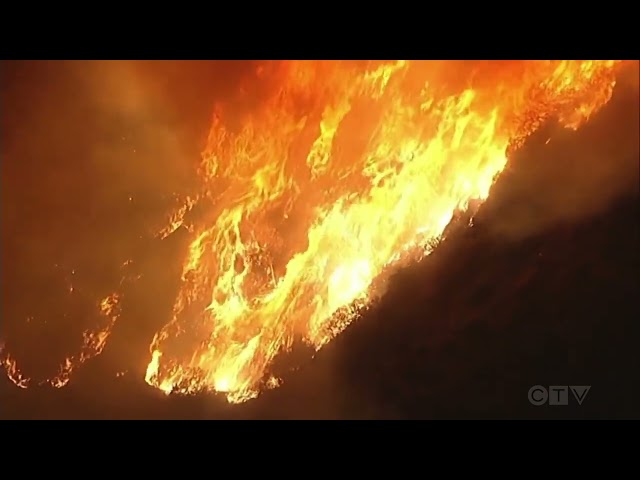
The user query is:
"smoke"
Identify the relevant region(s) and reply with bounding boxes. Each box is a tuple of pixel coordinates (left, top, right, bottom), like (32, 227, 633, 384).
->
(1, 61, 253, 377)
(3, 61, 637, 417)
(478, 64, 639, 242)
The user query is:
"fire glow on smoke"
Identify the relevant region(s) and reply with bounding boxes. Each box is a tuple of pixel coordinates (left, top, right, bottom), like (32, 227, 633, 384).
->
(2, 60, 631, 403)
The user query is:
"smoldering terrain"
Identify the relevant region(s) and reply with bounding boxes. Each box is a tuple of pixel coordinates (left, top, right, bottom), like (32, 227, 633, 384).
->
(1, 61, 638, 419)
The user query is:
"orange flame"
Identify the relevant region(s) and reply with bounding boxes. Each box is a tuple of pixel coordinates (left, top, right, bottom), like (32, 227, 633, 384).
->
(143, 60, 628, 403)
(2, 288, 125, 388)
(0, 349, 30, 389)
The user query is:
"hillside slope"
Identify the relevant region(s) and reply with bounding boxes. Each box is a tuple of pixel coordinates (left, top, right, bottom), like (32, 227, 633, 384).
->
(2, 71, 638, 420)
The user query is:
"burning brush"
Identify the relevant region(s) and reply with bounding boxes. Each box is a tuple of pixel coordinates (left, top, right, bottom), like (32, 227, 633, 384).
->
(2, 60, 634, 405)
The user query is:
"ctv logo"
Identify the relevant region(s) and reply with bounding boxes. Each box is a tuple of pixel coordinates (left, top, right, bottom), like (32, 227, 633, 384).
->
(528, 385, 591, 406)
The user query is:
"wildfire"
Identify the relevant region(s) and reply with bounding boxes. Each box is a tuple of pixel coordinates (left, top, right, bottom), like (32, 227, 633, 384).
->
(2, 279, 128, 388)
(0, 350, 30, 389)
(141, 60, 628, 403)
(1, 60, 631, 401)
(46, 292, 122, 387)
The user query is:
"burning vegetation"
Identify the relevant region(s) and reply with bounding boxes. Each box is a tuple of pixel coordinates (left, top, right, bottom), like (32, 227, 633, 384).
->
(1, 60, 634, 404)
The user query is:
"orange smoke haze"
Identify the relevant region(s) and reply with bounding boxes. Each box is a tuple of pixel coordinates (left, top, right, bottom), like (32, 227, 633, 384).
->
(1, 60, 637, 404)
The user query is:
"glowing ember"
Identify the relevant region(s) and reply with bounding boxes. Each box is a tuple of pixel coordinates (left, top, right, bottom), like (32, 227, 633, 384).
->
(0, 350, 30, 389)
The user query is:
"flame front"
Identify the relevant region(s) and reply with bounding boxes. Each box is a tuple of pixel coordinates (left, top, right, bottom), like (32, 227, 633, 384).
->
(144, 60, 625, 403)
